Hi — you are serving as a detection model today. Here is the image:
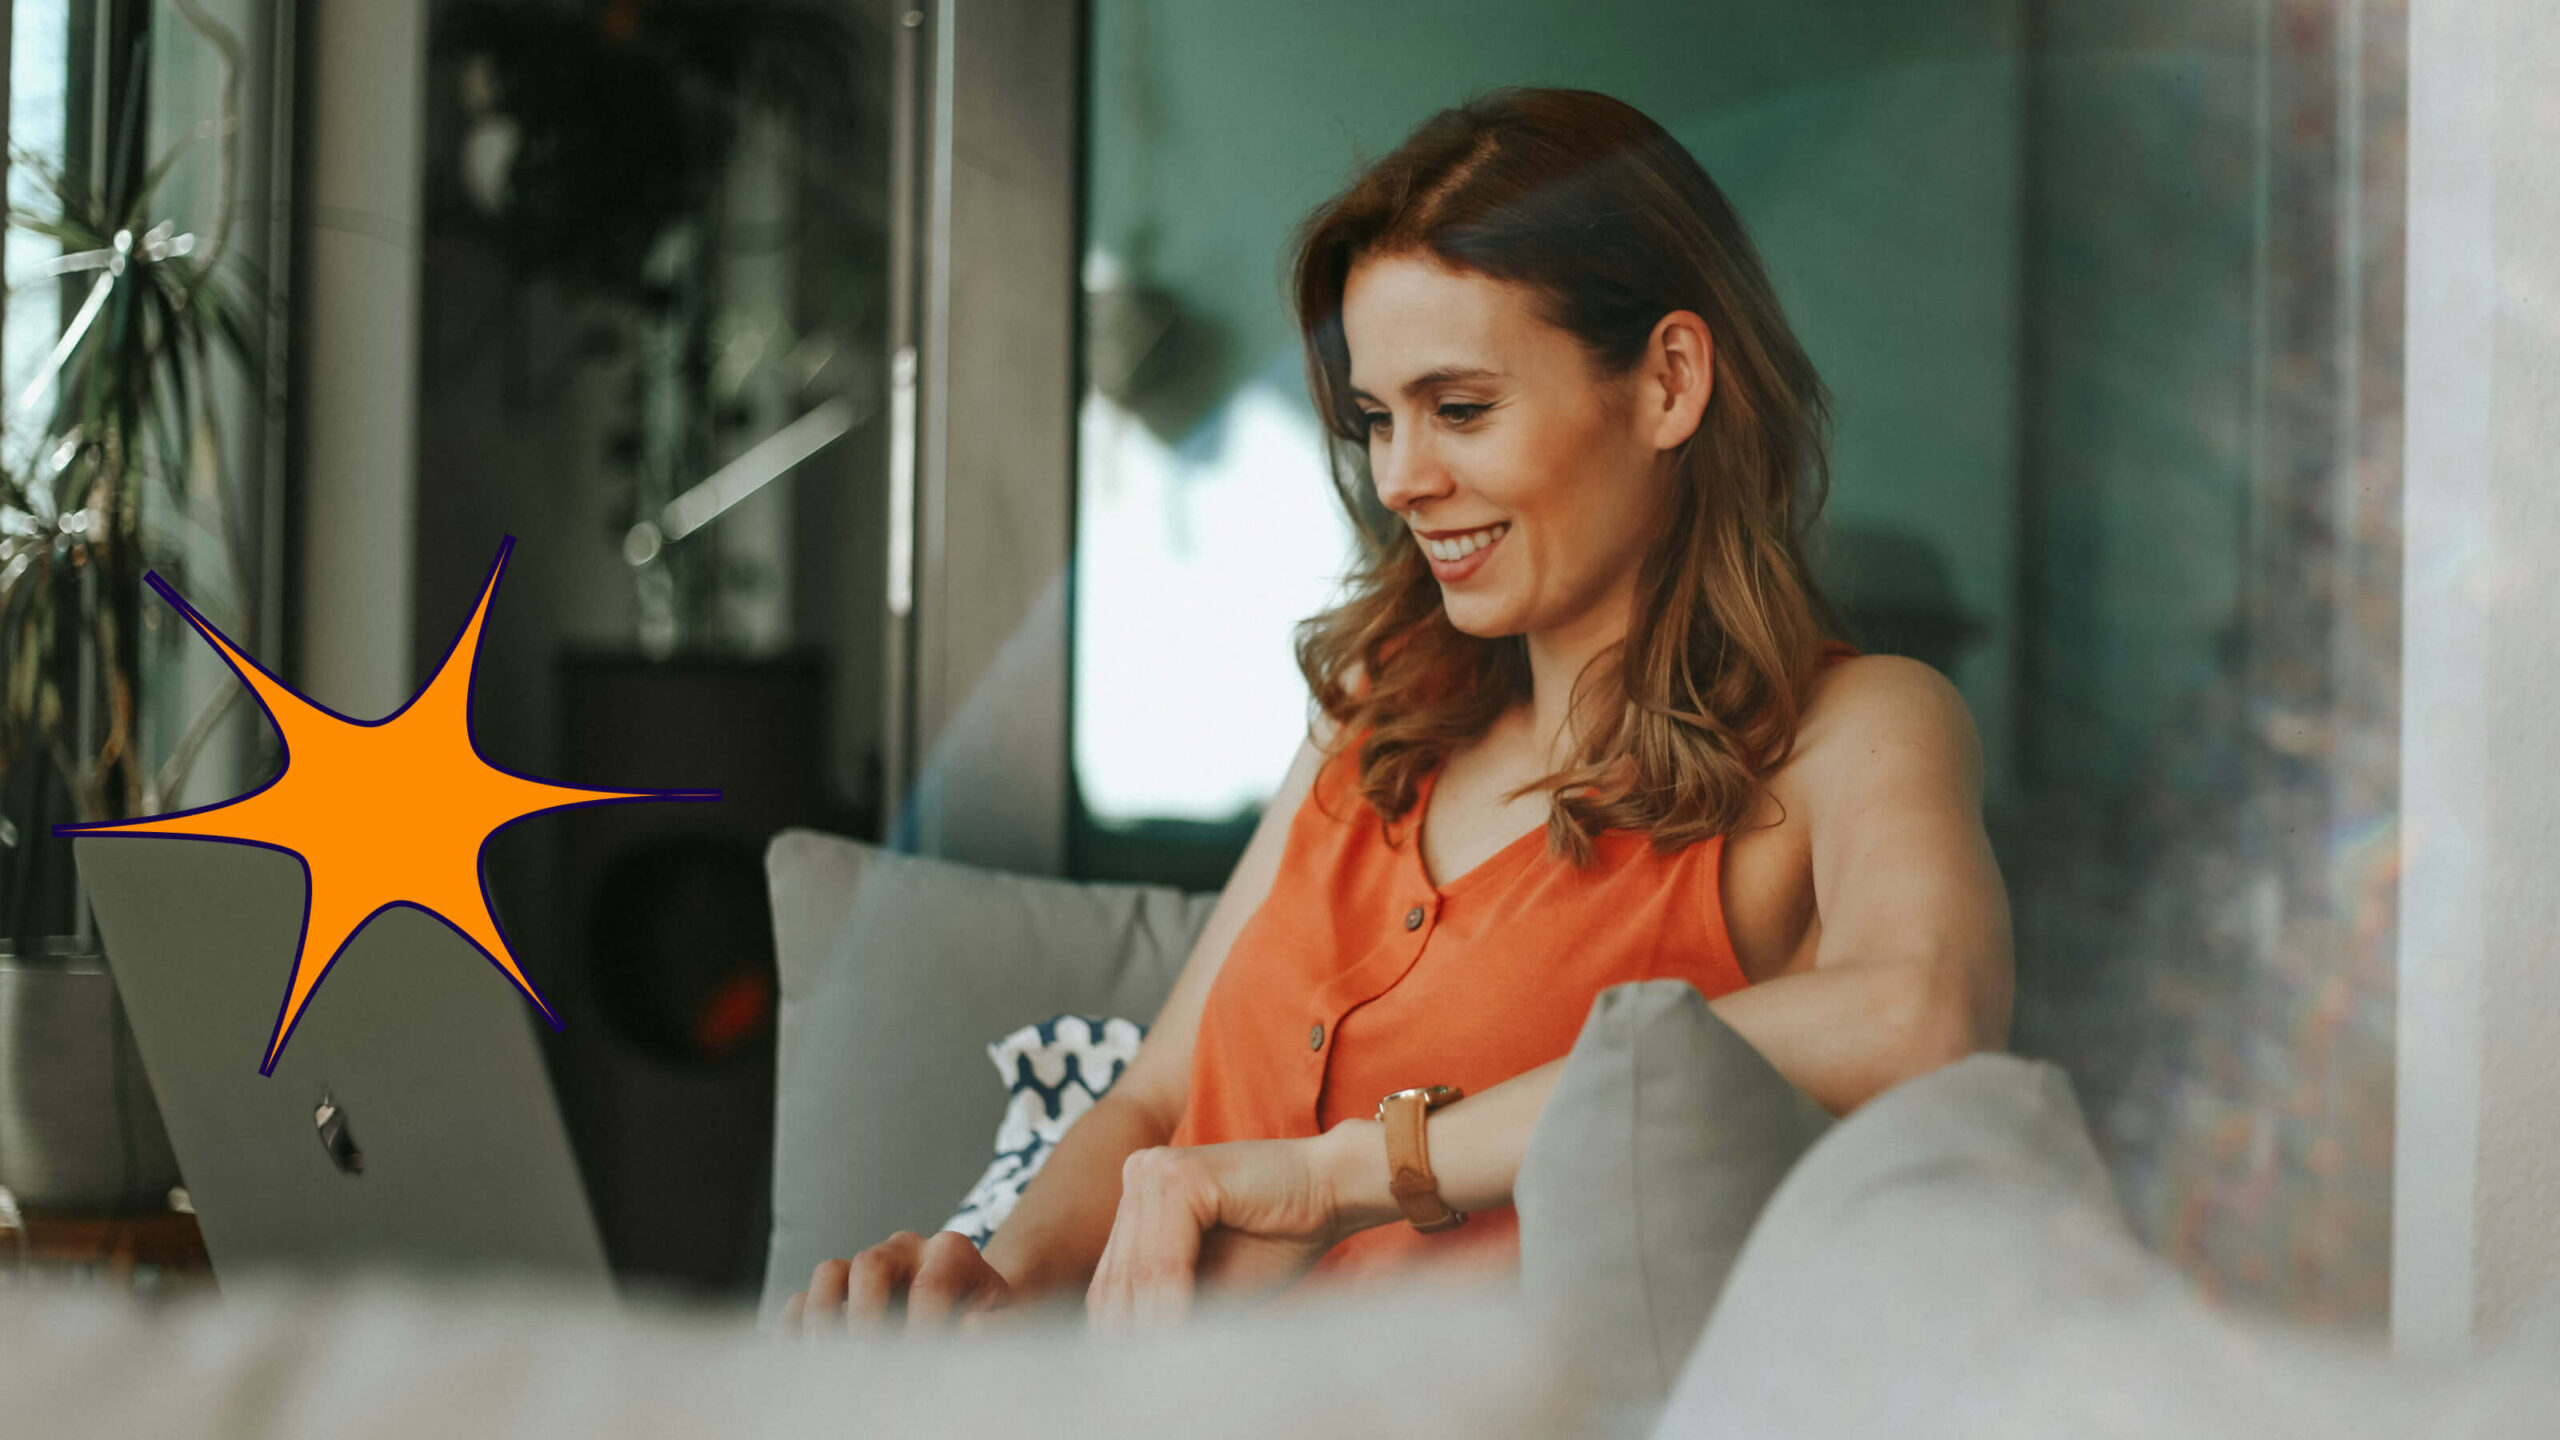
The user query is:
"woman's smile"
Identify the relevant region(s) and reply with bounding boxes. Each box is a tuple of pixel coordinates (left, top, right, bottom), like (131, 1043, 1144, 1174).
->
(1421, 521, 1509, 582)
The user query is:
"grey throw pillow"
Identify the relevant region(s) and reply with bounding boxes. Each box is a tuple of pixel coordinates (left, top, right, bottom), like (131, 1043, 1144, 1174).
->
(758, 831, 1215, 1324)
(1515, 979, 1835, 1430)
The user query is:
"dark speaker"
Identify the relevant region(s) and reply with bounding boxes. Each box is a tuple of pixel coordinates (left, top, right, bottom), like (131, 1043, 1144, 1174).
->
(548, 649, 851, 1298)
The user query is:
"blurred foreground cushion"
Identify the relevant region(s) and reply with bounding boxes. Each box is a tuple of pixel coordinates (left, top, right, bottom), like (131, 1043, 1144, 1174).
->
(1513, 979, 1834, 1434)
(0, 1269, 1592, 1440)
(759, 831, 1213, 1323)
(1658, 1053, 2552, 1438)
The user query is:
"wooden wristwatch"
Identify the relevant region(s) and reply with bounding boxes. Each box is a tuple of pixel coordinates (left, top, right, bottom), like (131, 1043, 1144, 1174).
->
(1375, 1084, 1467, 1233)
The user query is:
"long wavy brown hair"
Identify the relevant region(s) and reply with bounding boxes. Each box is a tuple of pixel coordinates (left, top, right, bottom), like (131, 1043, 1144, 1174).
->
(1289, 86, 1844, 868)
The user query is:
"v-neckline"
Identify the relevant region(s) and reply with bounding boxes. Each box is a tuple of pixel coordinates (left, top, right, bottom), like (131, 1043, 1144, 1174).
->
(1410, 761, 1551, 898)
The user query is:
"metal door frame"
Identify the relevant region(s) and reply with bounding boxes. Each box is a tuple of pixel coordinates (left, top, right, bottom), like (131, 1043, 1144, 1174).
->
(879, 0, 1083, 876)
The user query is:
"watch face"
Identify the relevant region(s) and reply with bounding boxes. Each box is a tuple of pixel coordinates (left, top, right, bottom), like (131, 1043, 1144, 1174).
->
(1377, 1084, 1464, 1116)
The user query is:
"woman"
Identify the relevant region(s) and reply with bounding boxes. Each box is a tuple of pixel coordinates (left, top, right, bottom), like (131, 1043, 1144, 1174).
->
(784, 86, 2012, 1332)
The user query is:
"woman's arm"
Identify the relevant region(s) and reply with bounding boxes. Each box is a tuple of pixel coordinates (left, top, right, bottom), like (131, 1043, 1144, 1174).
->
(781, 725, 1339, 1330)
(1087, 657, 2014, 1325)
(988, 727, 1338, 1296)
(1310, 954, 2000, 1234)
(1085, 954, 2001, 1329)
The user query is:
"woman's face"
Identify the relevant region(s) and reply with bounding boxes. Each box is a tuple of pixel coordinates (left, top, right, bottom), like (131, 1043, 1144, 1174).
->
(1340, 250, 1679, 646)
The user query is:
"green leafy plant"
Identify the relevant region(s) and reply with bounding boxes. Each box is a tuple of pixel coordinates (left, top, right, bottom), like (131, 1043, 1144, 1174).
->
(0, 6, 260, 954)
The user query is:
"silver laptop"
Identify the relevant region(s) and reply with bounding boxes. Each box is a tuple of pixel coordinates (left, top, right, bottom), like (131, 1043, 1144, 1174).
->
(74, 834, 614, 1297)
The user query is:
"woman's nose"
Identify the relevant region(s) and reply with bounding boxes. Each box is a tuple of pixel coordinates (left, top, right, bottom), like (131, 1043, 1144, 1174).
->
(1370, 431, 1449, 515)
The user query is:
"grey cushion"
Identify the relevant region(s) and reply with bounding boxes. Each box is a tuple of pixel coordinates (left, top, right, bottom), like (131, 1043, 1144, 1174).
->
(0, 1270, 1598, 1440)
(758, 830, 1216, 1323)
(1515, 979, 1835, 1432)
(1656, 1053, 2460, 1439)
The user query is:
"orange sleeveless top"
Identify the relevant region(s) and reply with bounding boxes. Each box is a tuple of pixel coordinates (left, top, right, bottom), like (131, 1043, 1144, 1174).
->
(1169, 644, 1852, 1285)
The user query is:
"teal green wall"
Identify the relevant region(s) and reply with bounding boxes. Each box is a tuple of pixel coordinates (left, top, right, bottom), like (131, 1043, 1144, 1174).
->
(2017, 8, 2262, 791)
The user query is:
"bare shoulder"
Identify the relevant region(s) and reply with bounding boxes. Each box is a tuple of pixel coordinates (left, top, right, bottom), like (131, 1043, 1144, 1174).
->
(1788, 654, 1984, 803)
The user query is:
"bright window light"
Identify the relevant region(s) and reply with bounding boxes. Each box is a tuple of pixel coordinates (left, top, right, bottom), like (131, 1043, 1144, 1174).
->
(1073, 379, 1356, 823)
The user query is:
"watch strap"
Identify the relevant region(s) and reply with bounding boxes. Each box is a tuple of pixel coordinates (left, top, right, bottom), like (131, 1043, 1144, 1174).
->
(1378, 1086, 1466, 1233)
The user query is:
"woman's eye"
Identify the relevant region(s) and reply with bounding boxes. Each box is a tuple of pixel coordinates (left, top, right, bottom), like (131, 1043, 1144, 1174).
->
(1361, 404, 1484, 434)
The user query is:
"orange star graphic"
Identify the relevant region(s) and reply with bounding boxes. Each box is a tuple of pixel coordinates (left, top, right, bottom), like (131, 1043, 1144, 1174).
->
(58, 537, 716, 1075)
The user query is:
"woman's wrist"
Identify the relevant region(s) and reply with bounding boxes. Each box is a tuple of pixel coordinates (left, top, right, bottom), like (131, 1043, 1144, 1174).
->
(1315, 1117, 1405, 1236)
(976, 1231, 1054, 1297)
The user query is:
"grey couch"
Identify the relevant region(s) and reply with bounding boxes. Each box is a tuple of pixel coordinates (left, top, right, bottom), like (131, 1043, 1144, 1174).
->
(753, 827, 2560, 1438)
(2, 830, 2551, 1439)
(759, 828, 1216, 1321)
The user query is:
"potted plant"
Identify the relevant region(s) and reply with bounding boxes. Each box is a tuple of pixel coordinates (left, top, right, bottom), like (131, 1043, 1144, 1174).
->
(0, 9, 260, 1213)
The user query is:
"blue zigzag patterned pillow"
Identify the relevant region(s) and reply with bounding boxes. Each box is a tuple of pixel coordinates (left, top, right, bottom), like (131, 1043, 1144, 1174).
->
(942, 1014, 1148, 1246)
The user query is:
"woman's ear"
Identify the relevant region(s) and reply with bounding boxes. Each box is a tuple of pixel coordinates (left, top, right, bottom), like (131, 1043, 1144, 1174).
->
(1641, 310, 1714, 452)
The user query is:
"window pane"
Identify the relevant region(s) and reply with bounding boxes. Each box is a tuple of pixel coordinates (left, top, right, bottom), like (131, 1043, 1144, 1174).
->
(3, 0, 71, 463)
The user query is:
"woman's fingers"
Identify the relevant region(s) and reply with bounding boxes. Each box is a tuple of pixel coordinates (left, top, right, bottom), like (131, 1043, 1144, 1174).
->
(1087, 1165, 1146, 1331)
(1086, 1208, 1128, 1329)
(846, 1232, 924, 1325)
(906, 1231, 1000, 1327)
(803, 1257, 854, 1330)
(780, 1233, 1020, 1340)
(787, 1231, 1009, 1340)
(1089, 1147, 1206, 1332)
(1139, 1164, 1203, 1328)
(1096, 1154, 1160, 1331)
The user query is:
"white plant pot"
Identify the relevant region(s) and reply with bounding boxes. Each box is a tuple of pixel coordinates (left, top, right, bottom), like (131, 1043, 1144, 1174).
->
(0, 942, 184, 1213)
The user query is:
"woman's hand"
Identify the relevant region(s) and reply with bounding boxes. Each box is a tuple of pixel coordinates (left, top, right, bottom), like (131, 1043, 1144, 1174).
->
(778, 1230, 1017, 1334)
(1086, 1130, 1373, 1330)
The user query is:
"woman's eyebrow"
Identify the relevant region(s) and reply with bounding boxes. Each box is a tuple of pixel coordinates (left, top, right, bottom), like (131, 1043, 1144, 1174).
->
(1347, 365, 1508, 404)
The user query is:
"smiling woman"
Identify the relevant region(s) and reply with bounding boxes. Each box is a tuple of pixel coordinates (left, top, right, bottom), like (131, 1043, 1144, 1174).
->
(786, 85, 2012, 1334)
(1290, 89, 1845, 865)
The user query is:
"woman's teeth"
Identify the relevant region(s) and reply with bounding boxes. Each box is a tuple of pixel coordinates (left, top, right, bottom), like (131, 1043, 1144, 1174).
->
(1423, 523, 1508, 563)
